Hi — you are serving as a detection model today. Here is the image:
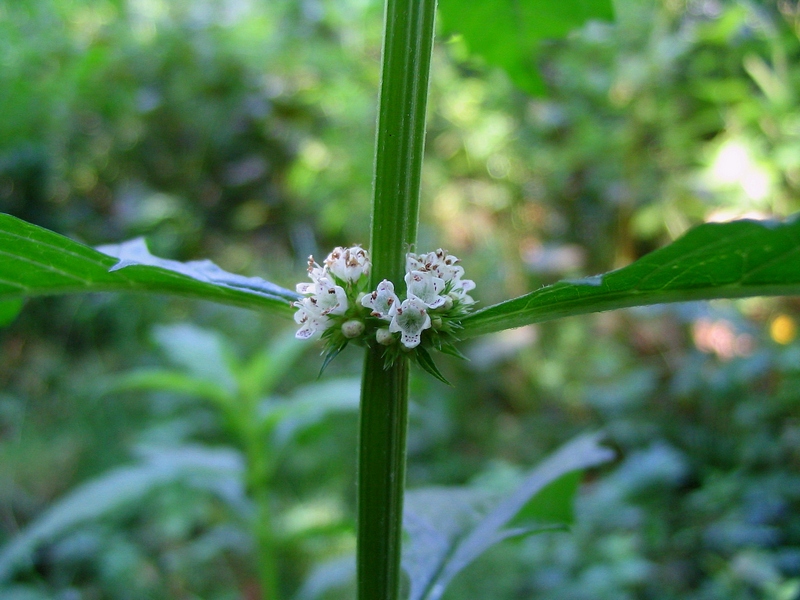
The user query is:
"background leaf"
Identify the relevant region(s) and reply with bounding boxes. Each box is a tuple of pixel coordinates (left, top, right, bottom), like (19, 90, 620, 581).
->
(0, 445, 245, 583)
(438, 0, 615, 95)
(402, 433, 614, 600)
(0, 298, 23, 327)
(461, 216, 800, 338)
(0, 214, 298, 315)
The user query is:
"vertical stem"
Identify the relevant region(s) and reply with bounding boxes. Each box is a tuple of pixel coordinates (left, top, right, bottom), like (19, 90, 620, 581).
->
(369, 0, 438, 286)
(358, 0, 436, 598)
(358, 350, 410, 598)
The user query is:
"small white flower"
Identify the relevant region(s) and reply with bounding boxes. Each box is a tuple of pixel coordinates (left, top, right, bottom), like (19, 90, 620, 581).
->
(389, 297, 431, 348)
(325, 246, 370, 283)
(296, 281, 316, 294)
(449, 276, 476, 305)
(314, 276, 348, 316)
(293, 297, 327, 340)
(361, 279, 399, 320)
(407, 249, 476, 305)
(406, 252, 426, 273)
(405, 270, 446, 309)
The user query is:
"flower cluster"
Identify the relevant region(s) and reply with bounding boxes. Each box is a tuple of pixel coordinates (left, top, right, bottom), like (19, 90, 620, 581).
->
(293, 245, 476, 377)
(293, 246, 369, 340)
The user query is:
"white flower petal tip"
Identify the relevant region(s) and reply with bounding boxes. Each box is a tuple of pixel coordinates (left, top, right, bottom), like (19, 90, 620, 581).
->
(389, 298, 431, 349)
(361, 279, 399, 320)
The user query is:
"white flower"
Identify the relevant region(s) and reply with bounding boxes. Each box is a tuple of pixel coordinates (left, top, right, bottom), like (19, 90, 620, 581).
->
(449, 276, 476, 305)
(407, 249, 476, 305)
(389, 297, 431, 348)
(406, 252, 426, 273)
(405, 270, 446, 309)
(293, 297, 327, 340)
(361, 279, 399, 320)
(313, 276, 348, 316)
(325, 246, 370, 283)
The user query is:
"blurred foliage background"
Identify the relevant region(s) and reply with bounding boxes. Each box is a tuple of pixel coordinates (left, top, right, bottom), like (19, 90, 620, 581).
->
(2, 0, 800, 597)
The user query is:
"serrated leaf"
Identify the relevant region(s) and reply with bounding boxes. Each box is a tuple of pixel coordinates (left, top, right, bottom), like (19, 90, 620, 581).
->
(415, 346, 452, 385)
(439, 0, 614, 95)
(403, 433, 614, 600)
(0, 445, 244, 582)
(0, 214, 299, 315)
(461, 216, 800, 338)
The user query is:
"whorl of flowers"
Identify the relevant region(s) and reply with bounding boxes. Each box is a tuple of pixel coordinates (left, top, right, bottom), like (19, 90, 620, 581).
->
(293, 246, 476, 380)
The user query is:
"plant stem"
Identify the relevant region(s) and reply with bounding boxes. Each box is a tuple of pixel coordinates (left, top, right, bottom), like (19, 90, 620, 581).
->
(369, 0, 437, 285)
(358, 0, 437, 597)
(358, 350, 410, 598)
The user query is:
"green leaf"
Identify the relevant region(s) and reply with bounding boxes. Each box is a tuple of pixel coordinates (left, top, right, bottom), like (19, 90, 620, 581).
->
(402, 433, 614, 600)
(461, 216, 800, 338)
(0, 214, 299, 315)
(0, 445, 244, 582)
(435, 340, 469, 361)
(102, 369, 233, 408)
(262, 378, 361, 446)
(438, 0, 615, 95)
(151, 324, 239, 394)
(415, 346, 452, 386)
(0, 298, 23, 327)
(319, 342, 347, 378)
(237, 329, 307, 401)
(510, 469, 581, 529)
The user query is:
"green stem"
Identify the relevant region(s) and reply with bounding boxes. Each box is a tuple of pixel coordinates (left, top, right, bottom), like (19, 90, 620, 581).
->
(236, 389, 279, 600)
(358, 350, 410, 598)
(253, 484, 279, 600)
(358, 0, 437, 598)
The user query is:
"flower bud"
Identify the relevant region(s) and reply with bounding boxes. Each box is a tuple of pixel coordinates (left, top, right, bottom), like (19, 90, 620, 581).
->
(431, 316, 443, 330)
(376, 327, 395, 345)
(341, 319, 365, 339)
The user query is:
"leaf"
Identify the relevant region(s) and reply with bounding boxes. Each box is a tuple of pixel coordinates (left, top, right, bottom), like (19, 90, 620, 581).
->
(461, 216, 800, 338)
(0, 445, 244, 582)
(415, 346, 452, 386)
(318, 342, 347, 378)
(510, 469, 581, 528)
(261, 378, 361, 446)
(295, 555, 356, 600)
(402, 433, 614, 600)
(102, 369, 233, 408)
(435, 340, 469, 361)
(0, 298, 23, 327)
(438, 0, 615, 95)
(0, 214, 299, 315)
(151, 324, 238, 394)
(237, 329, 308, 401)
